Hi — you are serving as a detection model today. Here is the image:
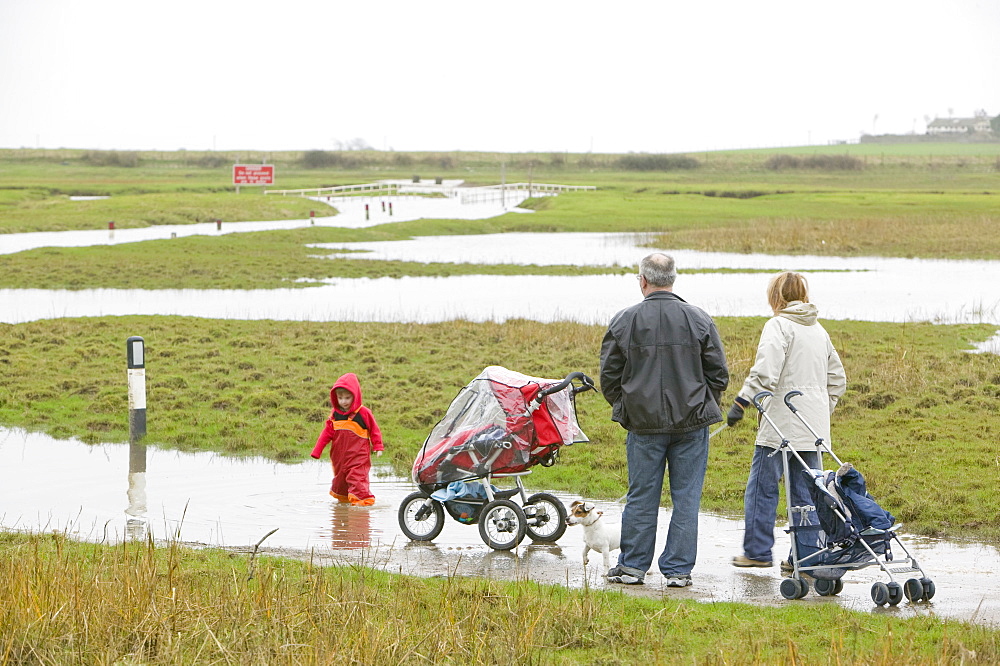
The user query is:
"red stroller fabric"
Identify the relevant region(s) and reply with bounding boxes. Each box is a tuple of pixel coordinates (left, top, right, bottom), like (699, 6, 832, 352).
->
(412, 366, 589, 488)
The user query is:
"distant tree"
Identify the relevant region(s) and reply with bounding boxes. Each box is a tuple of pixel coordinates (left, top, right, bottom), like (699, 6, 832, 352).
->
(333, 138, 374, 151)
(991, 114, 1000, 135)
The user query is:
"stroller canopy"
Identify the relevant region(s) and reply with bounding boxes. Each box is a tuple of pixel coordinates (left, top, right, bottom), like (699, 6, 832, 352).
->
(412, 366, 589, 488)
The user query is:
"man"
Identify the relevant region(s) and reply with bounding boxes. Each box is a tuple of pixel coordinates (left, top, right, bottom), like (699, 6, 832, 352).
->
(599, 253, 729, 587)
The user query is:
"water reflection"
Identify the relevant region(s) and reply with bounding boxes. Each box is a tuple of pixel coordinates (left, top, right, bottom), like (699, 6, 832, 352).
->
(126, 442, 147, 540)
(328, 503, 373, 549)
(2, 428, 1000, 624)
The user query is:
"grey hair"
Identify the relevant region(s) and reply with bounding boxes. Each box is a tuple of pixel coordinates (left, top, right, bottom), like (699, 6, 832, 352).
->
(639, 253, 677, 287)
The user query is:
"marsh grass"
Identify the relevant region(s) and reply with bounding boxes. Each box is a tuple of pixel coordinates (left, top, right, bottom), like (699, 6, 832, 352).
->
(2, 531, 996, 664)
(0, 191, 321, 234)
(2, 316, 998, 540)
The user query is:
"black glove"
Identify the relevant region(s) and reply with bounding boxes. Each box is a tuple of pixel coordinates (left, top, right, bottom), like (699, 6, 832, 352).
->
(726, 402, 745, 427)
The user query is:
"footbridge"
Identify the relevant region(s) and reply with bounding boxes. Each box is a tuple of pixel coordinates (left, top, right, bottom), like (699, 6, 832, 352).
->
(264, 181, 595, 204)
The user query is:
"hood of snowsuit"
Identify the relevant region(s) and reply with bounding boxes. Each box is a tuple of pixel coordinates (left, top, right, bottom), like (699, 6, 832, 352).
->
(331, 373, 362, 415)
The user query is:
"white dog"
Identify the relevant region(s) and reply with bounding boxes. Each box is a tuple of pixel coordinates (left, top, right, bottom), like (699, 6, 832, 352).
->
(565, 500, 621, 572)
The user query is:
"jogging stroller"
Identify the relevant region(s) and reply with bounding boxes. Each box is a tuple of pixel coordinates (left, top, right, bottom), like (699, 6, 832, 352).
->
(398, 366, 595, 550)
(750, 390, 935, 606)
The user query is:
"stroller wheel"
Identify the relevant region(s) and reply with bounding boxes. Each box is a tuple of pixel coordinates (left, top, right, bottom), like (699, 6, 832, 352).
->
(921, 577, 936, 601)
(398, 492, 444, 542)
(478, 499, 527, 551)
(814, 578, 842, 597)
(779, 577, 808, 600)
(871, 582, 890, 606)
(903, 578, 924, 602)
(523, 493, 568, 543)
(886, 582, 904, 606)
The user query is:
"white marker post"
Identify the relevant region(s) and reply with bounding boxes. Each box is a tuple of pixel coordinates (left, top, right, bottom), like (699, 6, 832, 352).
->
(127, 336, 146, 445)
(126, 336, 147, 538)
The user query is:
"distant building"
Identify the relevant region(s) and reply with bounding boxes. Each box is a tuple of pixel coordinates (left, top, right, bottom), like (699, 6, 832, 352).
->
(927, 112, 991, 135)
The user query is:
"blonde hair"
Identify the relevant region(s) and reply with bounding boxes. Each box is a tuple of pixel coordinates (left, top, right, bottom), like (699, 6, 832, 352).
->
(766, 271, 809, 313)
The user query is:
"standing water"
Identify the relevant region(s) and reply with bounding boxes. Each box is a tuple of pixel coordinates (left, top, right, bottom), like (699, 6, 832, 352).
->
(2, 428, 998, 625)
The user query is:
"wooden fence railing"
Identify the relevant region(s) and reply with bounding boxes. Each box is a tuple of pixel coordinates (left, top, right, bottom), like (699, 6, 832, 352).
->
(264, 181, 595, 202)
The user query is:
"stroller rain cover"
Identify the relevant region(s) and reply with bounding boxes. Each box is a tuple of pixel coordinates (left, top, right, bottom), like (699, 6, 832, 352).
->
(412, 366, 589, 488)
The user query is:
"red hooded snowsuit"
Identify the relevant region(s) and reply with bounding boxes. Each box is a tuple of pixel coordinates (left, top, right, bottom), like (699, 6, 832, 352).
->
(311, 373, 384, 503)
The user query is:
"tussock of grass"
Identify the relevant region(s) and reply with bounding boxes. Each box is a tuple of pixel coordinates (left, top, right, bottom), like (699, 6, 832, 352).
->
(2, 532, 996, 664)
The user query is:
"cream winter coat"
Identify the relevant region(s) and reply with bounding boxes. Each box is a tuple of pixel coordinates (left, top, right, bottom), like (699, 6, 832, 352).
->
(736, 301, 847, 451)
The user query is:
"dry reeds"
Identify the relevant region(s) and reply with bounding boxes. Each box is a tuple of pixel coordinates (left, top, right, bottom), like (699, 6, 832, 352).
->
(2, 531, 997, 664)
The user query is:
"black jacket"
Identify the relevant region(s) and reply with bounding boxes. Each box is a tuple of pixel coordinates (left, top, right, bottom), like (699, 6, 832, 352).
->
(600, 290, 729, 434)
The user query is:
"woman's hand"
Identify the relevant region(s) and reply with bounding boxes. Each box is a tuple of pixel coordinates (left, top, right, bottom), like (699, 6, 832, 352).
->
(726, 402, 745, 427)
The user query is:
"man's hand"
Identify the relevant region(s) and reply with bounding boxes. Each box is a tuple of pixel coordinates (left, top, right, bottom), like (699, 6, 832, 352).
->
(375, 450, 383, 458)
(726, 402, 745, 427)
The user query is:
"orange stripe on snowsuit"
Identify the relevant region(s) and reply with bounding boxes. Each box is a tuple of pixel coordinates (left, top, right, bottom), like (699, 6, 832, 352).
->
(330, 418, 369, 439)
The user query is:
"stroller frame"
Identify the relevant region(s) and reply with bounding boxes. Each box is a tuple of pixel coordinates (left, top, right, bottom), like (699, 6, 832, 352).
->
(399, 370, 595, 551)
(750, 390, 935, 605)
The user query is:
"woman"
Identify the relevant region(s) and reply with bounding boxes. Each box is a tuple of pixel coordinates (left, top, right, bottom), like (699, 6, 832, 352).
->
(727, 271, 847, 569)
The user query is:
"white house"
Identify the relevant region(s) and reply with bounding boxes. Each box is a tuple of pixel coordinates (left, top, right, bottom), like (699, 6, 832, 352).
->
(927, 112, 992, 135)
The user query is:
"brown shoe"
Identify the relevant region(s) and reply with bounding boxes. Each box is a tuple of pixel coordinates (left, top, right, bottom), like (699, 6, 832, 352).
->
(732, 554, 772, 568)
(781, 560, 814, 579)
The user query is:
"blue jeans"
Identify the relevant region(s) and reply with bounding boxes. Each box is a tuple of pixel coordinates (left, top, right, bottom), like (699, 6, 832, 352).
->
(616, 428, 709, 579)
(743, 446, 820, 562)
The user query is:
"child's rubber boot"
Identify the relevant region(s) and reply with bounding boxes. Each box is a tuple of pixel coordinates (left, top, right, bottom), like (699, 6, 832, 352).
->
(348, 493, 375, 507)
(330, 491, 350, 502)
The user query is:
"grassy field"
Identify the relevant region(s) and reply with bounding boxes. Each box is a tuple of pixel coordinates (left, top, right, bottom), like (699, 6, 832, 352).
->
(2, 531, 996, 665)
(3, 146, 1000, 657)
(2, 315, 997, 541)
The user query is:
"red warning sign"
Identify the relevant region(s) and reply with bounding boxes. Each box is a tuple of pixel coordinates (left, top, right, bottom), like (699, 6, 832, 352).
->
(233, 164, 275, 185)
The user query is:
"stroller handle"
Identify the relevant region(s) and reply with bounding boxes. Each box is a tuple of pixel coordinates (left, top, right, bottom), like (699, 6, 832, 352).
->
(536, 371, 596, 402)
(749, 391, 795, 459)
(783, 390, 838, 459)
(751, 390, 773, 413)
(783, 390, 804, 412)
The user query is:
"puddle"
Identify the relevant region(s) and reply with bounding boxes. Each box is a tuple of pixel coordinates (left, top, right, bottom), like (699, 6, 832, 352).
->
(969, 330, 1000, 354)
(1, 427, 997, 625)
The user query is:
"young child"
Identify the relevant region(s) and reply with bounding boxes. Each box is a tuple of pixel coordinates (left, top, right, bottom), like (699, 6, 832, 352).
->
(311, 372, 384, 506)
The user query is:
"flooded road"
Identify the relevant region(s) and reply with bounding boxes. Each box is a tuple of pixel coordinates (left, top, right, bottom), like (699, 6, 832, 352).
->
(2, 428, 997, 626)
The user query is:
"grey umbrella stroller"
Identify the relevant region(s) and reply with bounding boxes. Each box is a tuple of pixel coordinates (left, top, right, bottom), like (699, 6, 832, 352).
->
(750, 390, 935, 606)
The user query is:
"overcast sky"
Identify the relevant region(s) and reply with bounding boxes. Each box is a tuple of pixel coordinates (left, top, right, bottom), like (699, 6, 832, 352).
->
(2, 0, 998, 154)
